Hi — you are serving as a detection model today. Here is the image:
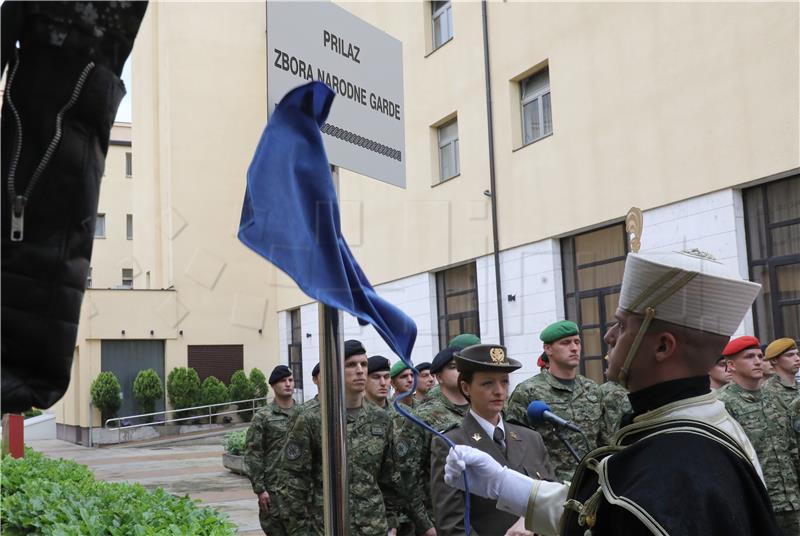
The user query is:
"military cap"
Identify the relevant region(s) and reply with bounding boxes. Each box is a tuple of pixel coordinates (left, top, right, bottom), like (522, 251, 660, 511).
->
(764, 338, 797, 361)
(454, 344, 521, 373)
(619, 251, 761, 337)
(345, 339, 366, 358)
(448, 333, 481, 349)
(540, 320, 580, 344)
(367, 355, 390, 374)
(416, 361, 432, 372)
(311, 362, 320, 377)
(431, 347, 457, 374)
(390, 360, 410, 378)
(269, 364, 292, 385)
(722, 335, 761, 357)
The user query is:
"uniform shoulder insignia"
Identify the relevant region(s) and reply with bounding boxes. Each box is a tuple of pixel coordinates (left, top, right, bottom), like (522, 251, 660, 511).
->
(438, 422, 460, 434)
(505, 417, 534, 430)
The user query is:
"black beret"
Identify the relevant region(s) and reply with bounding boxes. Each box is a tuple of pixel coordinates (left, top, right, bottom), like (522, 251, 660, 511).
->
(345, 339, 366, 358)
(416, 361, 432, 372)
(312, 363, 320, 377)
(431, 347, 457, 374)
(455, 344, 521, 373)
(367, 355, 390, 374)
(269, 365, 292, 385)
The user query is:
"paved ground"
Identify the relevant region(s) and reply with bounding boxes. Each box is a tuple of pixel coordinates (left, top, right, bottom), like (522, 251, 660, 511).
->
(27, 438, 262, 535)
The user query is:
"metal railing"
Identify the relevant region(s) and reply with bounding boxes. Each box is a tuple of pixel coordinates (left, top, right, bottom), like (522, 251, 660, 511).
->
(103, 395, 269, 444)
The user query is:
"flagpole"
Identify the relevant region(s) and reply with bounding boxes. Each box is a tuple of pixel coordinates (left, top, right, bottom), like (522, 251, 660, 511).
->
(319, 167, 349, 535)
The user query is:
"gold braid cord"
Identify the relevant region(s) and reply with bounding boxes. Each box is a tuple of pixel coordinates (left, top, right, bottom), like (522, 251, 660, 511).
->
(626, 208, 643, 253)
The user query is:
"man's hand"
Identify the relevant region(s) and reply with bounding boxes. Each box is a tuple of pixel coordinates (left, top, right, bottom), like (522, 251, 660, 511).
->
(387, 528, 396, 536)
(257, 490, 270, 511)
(444, 445, 505, 499)
(421, 528, 437, 536)
(504, 517, 534, 536)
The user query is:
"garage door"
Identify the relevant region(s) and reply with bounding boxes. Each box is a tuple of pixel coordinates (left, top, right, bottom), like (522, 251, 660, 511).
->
(101, 340, 165, 421)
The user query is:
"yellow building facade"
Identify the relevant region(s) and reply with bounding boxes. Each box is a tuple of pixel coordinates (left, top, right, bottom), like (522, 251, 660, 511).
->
(53, 1, 799, 443)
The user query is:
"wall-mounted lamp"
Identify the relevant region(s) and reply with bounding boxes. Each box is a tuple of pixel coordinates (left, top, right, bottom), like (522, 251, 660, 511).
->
(306, 333, 312, 338)
(121, 329, 126, 335)
(258, 328, 263, 335)
(483, 189, 492, 198)
(179, 330, 183, 336)
(507, 294, 516, 302)
(150, 330, 154, 335)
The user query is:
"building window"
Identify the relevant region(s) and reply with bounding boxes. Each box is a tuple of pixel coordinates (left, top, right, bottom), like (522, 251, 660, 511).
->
(431, 1, 453, 50)
(288, 308, 303, 390)
(95, 214, 106, 238)
(438, 119, 459, 182)
(86, 267, 92, 289)
(121, 268, 134, 289)
(562, 223, 628, 384)
(521, 68, 552, 145)
(744, 175, 800, 341)
(125, 152, 133, 177)
(436, 262, 479, 350)
(126, 214, 133, 240)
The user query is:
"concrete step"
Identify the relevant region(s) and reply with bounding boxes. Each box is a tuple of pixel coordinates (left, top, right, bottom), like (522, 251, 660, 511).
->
(103, 423, 250, 449)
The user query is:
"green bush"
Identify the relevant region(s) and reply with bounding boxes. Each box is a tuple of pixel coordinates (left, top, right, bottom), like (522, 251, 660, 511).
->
(90, 371, 122, 425)
(223, 430, 247, 456)
(228, 370, 255, 422)
(167, 367, 202, 421)
(201, 376, 229, 414)
(249, 367, 268, 404)
(1, 449, 236, 535)
(23, 409, 42, 419)
(132, 369, 163, 423)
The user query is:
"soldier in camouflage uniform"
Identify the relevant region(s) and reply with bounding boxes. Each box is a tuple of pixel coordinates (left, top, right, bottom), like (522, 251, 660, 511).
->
(276, 340, 404, 536)
(414, 362, 435, 402)
(719, 336, 800, 535)
(598, 377, 631, 446)
(507, 320, 602, 482)
(244, 365, 297, 535)
(763, 338, 799, 410)
(791, 397, 800, 479)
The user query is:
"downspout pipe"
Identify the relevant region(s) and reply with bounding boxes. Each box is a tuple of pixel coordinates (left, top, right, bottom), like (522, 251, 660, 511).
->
(481, 0, 504, 345)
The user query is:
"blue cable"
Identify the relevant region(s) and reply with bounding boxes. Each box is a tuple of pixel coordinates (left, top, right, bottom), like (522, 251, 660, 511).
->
(391, 361, 472, 535)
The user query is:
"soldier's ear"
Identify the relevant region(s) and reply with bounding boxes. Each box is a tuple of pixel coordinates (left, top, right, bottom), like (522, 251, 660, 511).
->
(654, 332, 677, 362)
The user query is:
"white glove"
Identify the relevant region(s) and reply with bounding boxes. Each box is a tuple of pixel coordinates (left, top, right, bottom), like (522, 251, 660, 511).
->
(444, 445, 507, 499)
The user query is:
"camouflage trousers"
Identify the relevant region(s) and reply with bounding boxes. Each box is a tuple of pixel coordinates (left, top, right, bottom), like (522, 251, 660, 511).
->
(259, 507, 288, 536)
(774, 510, 799, 536)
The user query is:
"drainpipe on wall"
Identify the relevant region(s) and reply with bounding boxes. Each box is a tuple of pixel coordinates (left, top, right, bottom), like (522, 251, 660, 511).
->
(481, 0, 504, 345)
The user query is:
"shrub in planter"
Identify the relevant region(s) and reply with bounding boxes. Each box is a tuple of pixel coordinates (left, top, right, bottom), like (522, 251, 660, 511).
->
(223, 430, 247, 456)
(1, 450, 236, 535)
(167, 367, 202, 422)
(133, 369, 163, 423)
(228, 370, 255, 422)
(249, 367, 268, 405)
(201, 376, 229, 422)
(23, 408, 42, 419)
(90, 371, 122, 426)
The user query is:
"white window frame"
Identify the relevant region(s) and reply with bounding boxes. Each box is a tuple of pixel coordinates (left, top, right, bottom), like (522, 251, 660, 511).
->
(121, 268, 134, 289)
(431, 1, 453, 50)
(95, 214, 106, 238)
(125, 152, 133, 177)
(521, 69, 553, 145)
(126, 214, 133, 240)
(438, 119, 460, 182)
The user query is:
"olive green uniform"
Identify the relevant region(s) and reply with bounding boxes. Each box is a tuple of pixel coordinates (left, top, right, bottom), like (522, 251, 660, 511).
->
(276, 400, 403, 536)
(762, 374, 798, 410)
(718, 382, 800, 535)
(507, 371, 602, 482)
(598, 380, 632, 445)
(244, 399, 297, 535)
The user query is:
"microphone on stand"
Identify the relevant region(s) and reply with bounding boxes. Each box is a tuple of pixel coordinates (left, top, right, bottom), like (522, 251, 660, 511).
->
(526, 400, 582, 433)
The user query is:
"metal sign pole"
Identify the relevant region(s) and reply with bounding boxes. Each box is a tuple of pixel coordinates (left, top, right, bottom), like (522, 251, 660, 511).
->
(319, 304, 348, 535)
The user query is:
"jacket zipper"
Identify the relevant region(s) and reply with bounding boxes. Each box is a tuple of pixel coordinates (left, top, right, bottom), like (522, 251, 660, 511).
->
(6, 49, 96, 242)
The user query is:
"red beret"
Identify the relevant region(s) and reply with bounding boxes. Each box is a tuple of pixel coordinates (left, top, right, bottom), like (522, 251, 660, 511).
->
(537, 352, 549, 368)
(722, 336, 761, 357)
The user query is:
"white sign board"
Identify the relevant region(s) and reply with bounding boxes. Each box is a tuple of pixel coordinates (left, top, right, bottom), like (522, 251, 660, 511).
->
(267, 1, 406, 188)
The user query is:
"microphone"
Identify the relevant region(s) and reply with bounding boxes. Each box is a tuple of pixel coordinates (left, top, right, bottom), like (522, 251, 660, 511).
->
(526, 400, 583, 433)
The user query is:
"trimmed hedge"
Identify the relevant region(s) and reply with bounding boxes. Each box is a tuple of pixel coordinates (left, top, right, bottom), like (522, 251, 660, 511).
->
(167, 367, 202, 420)
(228, 371, 254, 422)
(90, 371, 122, 425)
(201, 376, 229, 412)
(249, 368, 268, 403)
(224, 430, 247, 456)
(133, 369, 163, 423)
(0, 450, 236, 535)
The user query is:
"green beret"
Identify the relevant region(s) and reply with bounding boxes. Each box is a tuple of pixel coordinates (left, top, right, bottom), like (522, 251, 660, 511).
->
(449, 333, 481, 349)
(390, 361, 410, 378)
(539, 320, 580, 344)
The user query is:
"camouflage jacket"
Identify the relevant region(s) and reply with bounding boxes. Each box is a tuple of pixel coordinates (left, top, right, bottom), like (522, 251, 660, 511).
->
(389, 397, 434, 533)
(717, 382, 800, 513)
(506, 371, 602, 482)
(762, 375, 798, 411)
(244, 399, 297, 495)
(276, 400, 403, 536)
(598, 380, 632, 446)
(791, 398, 800, 481)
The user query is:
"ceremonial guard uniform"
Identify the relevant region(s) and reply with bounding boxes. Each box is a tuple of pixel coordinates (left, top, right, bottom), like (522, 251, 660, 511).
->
(442, 251, 781, 536)
(431, 344, 555, 536)
(507, 321, 603, 482)
(244, 365, 297, 536)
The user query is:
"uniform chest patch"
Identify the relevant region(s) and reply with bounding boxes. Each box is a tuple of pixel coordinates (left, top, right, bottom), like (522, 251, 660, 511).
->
(371, 425, 385, 436)
(586, 393, 599, 403)
(793, 418, 800, 434)
(396, 440, 409, 457)
(284, 441, 302, 461)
